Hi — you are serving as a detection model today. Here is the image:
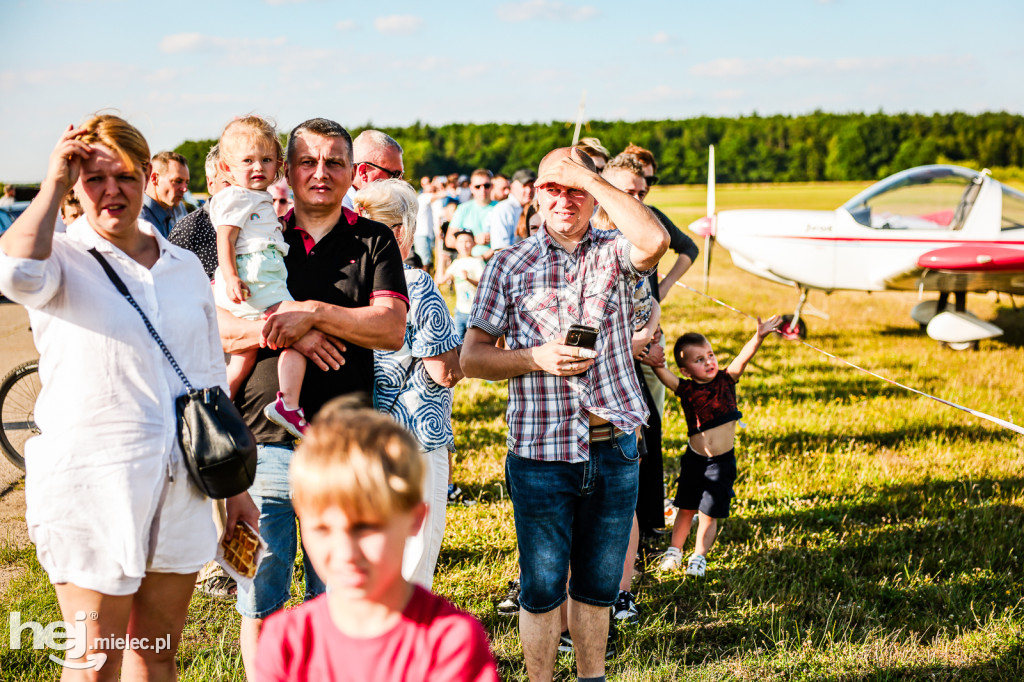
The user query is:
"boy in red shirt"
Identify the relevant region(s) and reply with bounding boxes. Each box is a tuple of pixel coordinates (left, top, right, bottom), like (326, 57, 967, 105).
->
(255, 403, 499, 682)
(654, 315, 782, 577)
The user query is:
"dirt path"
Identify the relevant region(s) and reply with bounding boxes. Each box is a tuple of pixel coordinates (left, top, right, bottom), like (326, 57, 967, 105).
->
(0, 302, 39, 595)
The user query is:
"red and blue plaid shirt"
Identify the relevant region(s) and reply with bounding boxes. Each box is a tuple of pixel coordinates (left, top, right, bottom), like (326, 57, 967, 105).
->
(470, 225, 652, 462)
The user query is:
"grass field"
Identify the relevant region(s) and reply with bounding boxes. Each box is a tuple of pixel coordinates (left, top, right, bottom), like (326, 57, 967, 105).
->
(3, 181, 1024, 680)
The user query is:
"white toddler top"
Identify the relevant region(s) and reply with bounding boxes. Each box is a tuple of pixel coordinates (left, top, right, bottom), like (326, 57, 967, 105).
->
(209, 186, 288, 256)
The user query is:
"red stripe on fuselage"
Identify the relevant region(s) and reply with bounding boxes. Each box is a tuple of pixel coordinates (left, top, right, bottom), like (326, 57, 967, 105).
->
(770, 235, 1024, 246)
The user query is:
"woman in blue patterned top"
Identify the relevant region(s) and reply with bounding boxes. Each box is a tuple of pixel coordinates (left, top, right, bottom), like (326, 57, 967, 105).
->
(353, 179, 464, 589)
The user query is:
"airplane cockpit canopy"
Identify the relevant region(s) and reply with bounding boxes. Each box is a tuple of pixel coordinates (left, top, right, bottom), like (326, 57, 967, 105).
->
(1000, 183, 1024, 231)
(842, 165, 983, 232)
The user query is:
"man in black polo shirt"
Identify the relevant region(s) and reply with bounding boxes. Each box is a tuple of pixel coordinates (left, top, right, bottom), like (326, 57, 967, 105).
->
(216, 118, 408, 680)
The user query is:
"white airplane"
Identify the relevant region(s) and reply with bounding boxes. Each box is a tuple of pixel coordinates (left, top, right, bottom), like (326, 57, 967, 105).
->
(689, 146, 1024, 349)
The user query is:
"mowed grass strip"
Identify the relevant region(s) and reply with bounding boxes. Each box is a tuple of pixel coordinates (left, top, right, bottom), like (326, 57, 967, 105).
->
(2, 181, 1024, 680)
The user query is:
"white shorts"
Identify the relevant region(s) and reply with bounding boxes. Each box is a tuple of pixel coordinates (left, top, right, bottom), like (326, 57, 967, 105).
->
(32, 456, 217, 596)
(213, 247, 293, 321)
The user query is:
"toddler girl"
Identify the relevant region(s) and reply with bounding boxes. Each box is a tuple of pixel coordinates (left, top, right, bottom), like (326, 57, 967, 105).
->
(210, 116, 307, 437)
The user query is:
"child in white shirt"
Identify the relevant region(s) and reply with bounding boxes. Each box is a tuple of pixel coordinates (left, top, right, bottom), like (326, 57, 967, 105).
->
(210, 116, 307, 438)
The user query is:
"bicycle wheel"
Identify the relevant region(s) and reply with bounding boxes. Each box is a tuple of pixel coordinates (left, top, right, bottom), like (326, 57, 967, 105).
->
(0, 360, 41, 471)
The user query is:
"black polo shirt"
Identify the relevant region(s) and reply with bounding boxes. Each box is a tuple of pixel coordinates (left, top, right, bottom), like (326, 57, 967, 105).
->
(234, 208, 408, 442)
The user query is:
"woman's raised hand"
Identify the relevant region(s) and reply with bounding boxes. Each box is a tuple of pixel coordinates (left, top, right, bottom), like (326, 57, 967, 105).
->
(47, 125, 92, 191)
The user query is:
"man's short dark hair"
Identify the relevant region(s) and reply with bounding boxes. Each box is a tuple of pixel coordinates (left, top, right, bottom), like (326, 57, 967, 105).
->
(674, 332, 710, 366)
(287, 118, 353, 165)
(151, 151, 188, 174)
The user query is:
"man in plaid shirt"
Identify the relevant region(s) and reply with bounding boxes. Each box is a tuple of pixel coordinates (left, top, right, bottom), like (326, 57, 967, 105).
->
(462, 146, 669, 682)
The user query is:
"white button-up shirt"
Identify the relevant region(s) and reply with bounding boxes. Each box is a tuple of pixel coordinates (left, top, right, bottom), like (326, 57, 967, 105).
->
(0, 218, 226, 582)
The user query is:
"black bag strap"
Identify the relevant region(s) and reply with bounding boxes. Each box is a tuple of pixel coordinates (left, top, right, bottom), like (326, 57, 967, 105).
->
(87, 247, 195, 393)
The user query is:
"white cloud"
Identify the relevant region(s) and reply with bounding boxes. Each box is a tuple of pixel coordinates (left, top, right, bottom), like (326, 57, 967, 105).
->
(373, 15, 424, 35)
(0, 63, 142, 93)
(159, 33, 287, 55)
(458, 63, 492, 78)
(495, 0, 599, 22)
(144, 68, 179, 84)
(633, 84, 694, 104)
(690, 54, 973, 79)
(712, 89, 744, 101)
(650, 31, 671, 44)
(335, 19, 357, 31)
(389, 56, 453, 72)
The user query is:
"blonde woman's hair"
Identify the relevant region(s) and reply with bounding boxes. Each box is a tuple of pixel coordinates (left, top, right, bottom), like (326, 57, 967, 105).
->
(204, 143, 221, 183)
(290, 403, 424, 521)
(577, 137, 610, 163)
(352, 178, 418, 253)
(219, 115, 284, 181)
(592, 205, 615, 233)
(77, 114, 151, 176)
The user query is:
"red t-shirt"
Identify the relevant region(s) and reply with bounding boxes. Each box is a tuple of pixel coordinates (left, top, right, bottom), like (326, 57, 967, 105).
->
(672, 370, 743, 436)
(255, 587, 500, 682)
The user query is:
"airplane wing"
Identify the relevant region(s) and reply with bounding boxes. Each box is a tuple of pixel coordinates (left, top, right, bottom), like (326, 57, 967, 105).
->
(884, 244, 1024, 294)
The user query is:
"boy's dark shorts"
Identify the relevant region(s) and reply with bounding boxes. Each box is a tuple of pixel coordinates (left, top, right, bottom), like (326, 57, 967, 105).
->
(672, 446, 736, 518)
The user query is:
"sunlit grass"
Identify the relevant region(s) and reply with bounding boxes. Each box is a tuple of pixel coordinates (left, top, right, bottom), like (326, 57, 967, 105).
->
(2, 181, 1023, 679)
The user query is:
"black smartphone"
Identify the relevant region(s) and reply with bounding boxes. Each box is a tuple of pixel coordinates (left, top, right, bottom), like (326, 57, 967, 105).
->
(565, 324, 599, 350)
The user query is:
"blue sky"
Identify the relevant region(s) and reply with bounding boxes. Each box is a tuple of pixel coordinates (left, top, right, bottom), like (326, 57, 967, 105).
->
(1, 0, 1022, 180)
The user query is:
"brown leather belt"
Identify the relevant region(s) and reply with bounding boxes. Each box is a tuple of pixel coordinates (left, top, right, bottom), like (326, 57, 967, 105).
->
(589, 424, 625, 443)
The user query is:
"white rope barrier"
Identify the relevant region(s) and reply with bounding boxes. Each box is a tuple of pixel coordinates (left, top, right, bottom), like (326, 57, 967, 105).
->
(672, 280, 1024, 437)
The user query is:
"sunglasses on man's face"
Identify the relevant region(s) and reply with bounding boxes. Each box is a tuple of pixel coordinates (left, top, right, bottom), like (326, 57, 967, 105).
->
(357, 161, 404, 180)
(474, 182, 493, 190)
(645, 175, 659, 186)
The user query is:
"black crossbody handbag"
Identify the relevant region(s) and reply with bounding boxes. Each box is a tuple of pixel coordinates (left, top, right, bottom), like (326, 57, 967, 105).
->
(88, 248, 257, 499)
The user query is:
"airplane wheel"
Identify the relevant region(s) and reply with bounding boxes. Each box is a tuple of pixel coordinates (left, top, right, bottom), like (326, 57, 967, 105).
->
(779, 315, 806, 340)
(945, 341, 978, 351)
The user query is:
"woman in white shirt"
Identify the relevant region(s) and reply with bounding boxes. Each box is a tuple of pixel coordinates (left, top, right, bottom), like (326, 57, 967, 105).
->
(0, 115, 258, 680)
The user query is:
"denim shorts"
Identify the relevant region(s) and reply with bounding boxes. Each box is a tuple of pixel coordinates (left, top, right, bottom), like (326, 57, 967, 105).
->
(672, 446, 737, 518)
(505, 432, 640, 613)
(235, 443, 325, 619)
(453, 310, 471, 342)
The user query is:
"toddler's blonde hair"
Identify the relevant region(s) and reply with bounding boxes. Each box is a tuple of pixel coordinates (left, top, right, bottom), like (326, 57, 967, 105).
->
(218, 115, 284, 182)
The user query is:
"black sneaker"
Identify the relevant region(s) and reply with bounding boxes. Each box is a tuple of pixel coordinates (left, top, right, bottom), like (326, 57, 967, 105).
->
(556, 624, 617, 659)
(496, 579, 520, 615)
(612, 590, 638, 624)
(447, 484, 477, 507)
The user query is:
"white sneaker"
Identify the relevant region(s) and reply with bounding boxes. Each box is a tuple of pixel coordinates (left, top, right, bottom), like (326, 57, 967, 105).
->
(685, 553, 707, 577)
(658, 546, 682, 571)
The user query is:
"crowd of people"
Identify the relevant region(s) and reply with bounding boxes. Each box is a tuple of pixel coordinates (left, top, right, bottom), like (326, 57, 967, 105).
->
(0, 114, 784, 682)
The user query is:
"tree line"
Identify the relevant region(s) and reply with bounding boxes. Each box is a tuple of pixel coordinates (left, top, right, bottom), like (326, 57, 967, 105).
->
(174, 111, 1024, 194)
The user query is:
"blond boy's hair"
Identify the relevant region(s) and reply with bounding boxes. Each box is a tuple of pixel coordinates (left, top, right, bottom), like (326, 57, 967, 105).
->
(290, 402, 424, 521)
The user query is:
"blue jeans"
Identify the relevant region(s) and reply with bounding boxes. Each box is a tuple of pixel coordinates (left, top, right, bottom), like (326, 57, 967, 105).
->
(235, 443, 325, 619)
(414, 235, 434, 268)
(453, 310, 471, 342)
(505, 432, 640, 613)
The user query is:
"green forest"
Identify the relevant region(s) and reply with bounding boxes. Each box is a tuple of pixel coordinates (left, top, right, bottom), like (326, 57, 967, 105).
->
(175, 111, 1024, 193)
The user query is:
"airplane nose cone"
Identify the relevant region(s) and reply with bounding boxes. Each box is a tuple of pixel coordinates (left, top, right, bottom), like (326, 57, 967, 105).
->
(689, 215, 716, 237)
